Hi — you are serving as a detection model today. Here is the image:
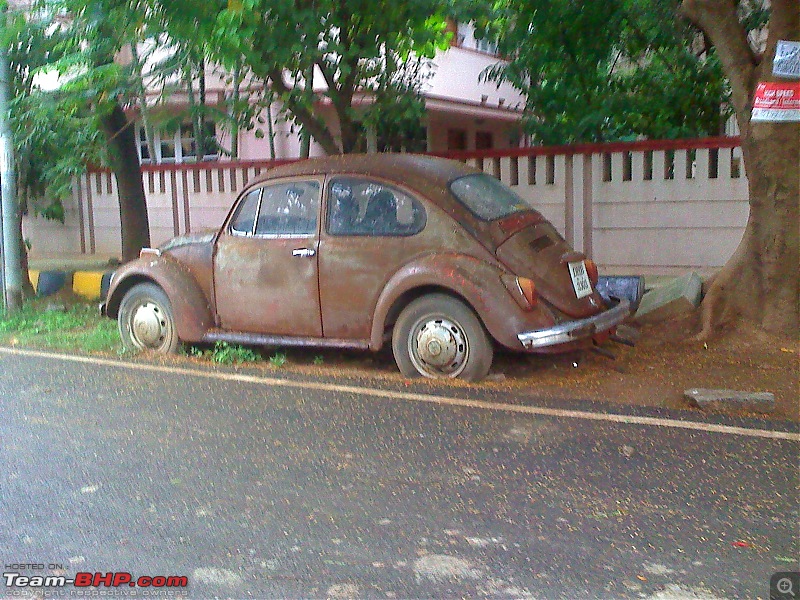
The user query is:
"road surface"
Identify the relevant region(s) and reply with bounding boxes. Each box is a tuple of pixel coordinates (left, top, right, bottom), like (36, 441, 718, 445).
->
(1, 348, 797, 599)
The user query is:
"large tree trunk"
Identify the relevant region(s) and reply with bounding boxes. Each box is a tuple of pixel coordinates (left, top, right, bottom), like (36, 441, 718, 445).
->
(98, 102, 150, 262)
(682, 0, 799, 337)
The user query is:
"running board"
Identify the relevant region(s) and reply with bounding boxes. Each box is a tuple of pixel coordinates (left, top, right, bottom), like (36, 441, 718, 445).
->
(202, 330, 370, 350)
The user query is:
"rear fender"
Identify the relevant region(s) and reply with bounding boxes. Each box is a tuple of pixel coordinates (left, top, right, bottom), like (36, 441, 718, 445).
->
(370, 253, 555, 351)
(105, 255, 214, 343)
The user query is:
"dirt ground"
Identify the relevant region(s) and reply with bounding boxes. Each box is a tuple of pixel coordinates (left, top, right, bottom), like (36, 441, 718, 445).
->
(12, 291, 797, 423)
(492, 314, 799, 422)
(252, 312, 799, 423)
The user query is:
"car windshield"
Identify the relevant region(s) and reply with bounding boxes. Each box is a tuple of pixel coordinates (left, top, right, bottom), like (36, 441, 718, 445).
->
(449, 173, 530, 221)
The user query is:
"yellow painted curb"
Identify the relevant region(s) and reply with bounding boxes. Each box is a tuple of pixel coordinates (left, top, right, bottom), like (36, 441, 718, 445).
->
(28, 270, 40, 292)
(72, 271, 104, 300)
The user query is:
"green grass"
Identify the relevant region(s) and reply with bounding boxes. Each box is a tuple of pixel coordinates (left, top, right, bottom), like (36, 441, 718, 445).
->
(269, 350, 288, 367)
(0, 301, 267, 366)
(190, 341, 261, 364)
(0, 301, 120, 353)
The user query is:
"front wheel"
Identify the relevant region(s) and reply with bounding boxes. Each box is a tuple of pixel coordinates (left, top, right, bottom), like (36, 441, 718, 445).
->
(392, 294, 493, 381)
(118, 282, 180, 353)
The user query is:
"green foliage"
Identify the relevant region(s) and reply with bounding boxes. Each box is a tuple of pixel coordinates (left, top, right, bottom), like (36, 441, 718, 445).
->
(4, 10, 103, 221)
(313, 355, 324, 366)
(193, 341, 261, 364)
(157, 0, 454, 153)
(269, 351, 287, 368)
(4, 0, 153, 226)
(483, 0, 740, 144)
(0, 302, 120, 352)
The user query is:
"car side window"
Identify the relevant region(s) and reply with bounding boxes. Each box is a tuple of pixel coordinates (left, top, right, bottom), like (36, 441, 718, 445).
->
(229, 188, 261, 236)
(327, 178, 426, 236)
(255, 181, 320, 237)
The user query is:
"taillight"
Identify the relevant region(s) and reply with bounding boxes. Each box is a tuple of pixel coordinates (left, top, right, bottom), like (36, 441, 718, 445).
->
(517, 276, 537, 308)
(584, 259, 599, 286)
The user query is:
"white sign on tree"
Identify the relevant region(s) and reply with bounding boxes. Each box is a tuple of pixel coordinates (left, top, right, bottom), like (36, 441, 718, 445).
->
(774, 40, 800, 79)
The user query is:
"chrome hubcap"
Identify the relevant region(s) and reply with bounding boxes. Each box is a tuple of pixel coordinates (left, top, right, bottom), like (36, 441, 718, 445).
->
(131, 301, 166, 348)
(410, 317, 468, 377)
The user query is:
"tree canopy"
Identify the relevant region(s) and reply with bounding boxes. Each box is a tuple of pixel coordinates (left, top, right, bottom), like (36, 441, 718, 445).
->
(155, 0, 453, 154)
(3, 8, 101, 222)
(480, 0, 736, 144)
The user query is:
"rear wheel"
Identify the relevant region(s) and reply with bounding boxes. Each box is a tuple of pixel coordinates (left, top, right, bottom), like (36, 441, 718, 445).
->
(118, 282, 179, 353)
(392, 294, 493, 381)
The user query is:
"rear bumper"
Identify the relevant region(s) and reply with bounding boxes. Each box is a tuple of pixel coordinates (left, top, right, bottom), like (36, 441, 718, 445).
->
(517, 299, 630, 350)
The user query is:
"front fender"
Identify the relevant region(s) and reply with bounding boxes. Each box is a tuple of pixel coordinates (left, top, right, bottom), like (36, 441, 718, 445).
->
(370, 253, 556, 351)
(105, 254, 214, 343)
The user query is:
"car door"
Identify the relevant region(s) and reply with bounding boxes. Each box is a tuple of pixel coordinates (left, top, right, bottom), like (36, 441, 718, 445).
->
(214, 178, 323, 337)
(318, 177, 429, 340)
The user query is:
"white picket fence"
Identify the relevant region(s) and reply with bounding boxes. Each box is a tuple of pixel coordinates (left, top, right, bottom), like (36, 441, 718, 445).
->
(23, 138, 748, 270)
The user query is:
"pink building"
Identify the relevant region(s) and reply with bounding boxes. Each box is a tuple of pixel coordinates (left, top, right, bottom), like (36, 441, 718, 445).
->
(128, 23, 527, 164)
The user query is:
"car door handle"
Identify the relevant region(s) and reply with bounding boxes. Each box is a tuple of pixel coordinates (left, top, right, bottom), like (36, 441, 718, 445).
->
(292, 248, 316, 258)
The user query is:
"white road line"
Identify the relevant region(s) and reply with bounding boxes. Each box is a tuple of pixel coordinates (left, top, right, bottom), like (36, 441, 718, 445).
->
(1, 346, 797, 442)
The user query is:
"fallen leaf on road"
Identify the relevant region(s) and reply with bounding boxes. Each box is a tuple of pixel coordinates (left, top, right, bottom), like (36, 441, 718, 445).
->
(732, 540, 751, 548)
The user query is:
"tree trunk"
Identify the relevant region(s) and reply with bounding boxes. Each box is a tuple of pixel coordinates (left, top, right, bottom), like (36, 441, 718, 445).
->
(98, 102, 150, 262)
(231, 61, 241, 159)
(197, 59, 207, 160)
(704, 123, 800, 336)
(266, 100, 276, 160)
(682, 0, 799, 337)
(130, 44, 155, 162)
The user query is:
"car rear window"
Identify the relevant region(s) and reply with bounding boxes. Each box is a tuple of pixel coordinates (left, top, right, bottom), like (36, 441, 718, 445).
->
(449, 173, 530, 221)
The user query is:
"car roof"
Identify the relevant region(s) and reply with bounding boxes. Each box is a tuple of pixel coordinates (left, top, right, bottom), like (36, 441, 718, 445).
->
(246, 153, 482, 194)
(243, 153, 499, 249)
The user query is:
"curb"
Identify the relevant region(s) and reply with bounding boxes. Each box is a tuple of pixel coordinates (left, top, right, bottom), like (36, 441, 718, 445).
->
(28, 269, 114, 301)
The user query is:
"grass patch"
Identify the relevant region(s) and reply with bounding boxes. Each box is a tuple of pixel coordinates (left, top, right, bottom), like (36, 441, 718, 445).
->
(190, 341, 261, 364)
(0, 300, 120, 353)
(269, 351, 288, 367)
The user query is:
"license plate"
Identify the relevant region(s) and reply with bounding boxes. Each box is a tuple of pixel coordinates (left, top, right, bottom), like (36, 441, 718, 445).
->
(568, 261, 592, 299)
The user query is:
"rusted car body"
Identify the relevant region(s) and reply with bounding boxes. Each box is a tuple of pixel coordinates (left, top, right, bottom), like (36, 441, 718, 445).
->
(102, 154, 629, 380)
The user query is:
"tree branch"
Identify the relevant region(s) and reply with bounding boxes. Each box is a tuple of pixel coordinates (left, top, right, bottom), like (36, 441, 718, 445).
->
(268, 68, 341, 155)
(680, 0, 758, 117)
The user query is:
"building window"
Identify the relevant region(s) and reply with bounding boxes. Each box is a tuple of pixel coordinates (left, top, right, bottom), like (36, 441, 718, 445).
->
(137, 121, 219, 164)
(456, 22, 498, 55)
(475, 131, 494, 150)
(447, 129, 467, 151)
(475, 37, 498, 55)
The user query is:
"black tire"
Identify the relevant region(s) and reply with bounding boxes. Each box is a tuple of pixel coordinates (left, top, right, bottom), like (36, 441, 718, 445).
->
(392, 294, 493, 381)
(118, 282, 180, 353)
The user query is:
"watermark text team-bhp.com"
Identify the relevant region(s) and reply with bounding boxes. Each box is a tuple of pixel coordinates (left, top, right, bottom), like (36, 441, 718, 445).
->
(4, 564, 188, 594)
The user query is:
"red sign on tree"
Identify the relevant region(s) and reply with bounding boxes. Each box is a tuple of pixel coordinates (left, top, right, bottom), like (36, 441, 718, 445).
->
(751, 82, 800, 122)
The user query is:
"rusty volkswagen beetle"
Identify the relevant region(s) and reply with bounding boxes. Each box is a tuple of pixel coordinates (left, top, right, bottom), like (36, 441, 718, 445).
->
(102, 154, 629, 381)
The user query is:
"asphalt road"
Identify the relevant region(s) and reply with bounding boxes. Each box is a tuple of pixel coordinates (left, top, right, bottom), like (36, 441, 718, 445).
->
(0, 348, 797, 600)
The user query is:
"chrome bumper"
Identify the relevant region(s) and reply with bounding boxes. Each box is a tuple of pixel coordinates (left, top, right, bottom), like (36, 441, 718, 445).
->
(518, 299, 631, 350)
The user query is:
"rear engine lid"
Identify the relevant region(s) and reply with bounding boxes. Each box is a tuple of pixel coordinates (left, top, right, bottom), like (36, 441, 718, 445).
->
(494, 217, 604, 318)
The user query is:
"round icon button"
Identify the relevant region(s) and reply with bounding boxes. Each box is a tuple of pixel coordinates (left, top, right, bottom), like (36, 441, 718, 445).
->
(777, 577, 795, 596)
